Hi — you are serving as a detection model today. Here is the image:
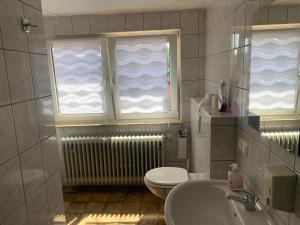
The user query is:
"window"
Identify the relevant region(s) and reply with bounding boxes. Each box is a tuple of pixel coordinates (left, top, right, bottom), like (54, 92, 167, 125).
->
(249, 27, 300, 116)
(48, 30, 180, 125)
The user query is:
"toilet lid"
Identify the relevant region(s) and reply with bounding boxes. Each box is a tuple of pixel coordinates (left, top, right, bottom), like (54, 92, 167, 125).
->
(145, 167, 189, 186)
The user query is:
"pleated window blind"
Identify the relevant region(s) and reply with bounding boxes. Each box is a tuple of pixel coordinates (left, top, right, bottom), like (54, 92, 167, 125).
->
(111, 36, 179, 120)
(49, 31, 179, 125)
(249, 29, 300, 115)
(51, 41, 107, 115)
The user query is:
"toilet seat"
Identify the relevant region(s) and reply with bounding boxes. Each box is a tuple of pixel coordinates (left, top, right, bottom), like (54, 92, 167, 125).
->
(144, 167, 189, 188)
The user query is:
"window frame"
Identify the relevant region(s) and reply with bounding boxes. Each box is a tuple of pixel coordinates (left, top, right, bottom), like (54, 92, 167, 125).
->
(47, 30, 181, 126)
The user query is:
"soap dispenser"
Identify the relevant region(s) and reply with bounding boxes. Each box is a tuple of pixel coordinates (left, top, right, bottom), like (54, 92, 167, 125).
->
(228, 163, 243, 191)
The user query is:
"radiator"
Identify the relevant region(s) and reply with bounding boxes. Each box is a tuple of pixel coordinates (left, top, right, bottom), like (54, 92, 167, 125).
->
(261, 131, 300, 154)
(61, 135, 164, 185)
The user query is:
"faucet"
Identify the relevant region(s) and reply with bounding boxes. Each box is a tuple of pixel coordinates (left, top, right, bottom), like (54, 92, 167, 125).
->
(226, 188, 258, 211)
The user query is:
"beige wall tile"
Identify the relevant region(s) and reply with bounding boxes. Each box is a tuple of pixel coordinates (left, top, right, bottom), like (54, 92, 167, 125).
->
(144, 12, 162, 30)
(181, 35, 199, 58)
(0, 50, 10, 106)
(72, 15, 90, 34)
(43, 17, 56, 35)
(12, 100, 39, 152)
(90, 15, 107, 33)
(125, 13, 143, 31)
(2, 204, 29, 225)
(0, 106, 18, 165)
(5, 50, 34, 103)
(268, 6, 288, 24)
(20, 144, 45, 200)
(108, 14, 125, 32)
(0, 0, 28, 51)
(181, 58, 199, 81)
(55, 17, 72, 35)
(0, 158, 25, 224)
(36, 96, 55, 139)
(46, 171, 64, 217)
(162, 11, 180, 29)
(23, 0, 42, 10)
(288, 6, 300, 23)
(180, 9, 199, 34)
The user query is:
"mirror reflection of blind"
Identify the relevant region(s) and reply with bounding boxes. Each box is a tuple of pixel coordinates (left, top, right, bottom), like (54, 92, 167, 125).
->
(52, 42, 105, 115)
(115, 37, 170, 114)
(249, 30, 300, 111)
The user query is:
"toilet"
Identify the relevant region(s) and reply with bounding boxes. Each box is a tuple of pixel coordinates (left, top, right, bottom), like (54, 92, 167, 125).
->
(144, 167, 189, 199)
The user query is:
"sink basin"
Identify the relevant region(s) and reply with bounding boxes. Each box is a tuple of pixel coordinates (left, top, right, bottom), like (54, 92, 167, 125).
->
(165, 180, 276, 225)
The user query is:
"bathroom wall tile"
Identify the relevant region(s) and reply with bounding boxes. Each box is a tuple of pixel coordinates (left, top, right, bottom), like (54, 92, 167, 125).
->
(199, 34, 206, 58)
(22, 0, 42, 10)
(243, 45, 251, 89)
(0, 50, 11, 106)
(5, 50, 34, 103)
(181, 80, 198, 101)
(0, 106, 18, 165)
(268, 6, 288, 24)
(270, 142, 295, 169)
(211, 125, 236, 160)
(0, 158, 25, 224)
(2, 204, 29, 225)
(0, 27, 2, 48)
(55, 17, 72, 35)
(12, 100, 39, 152)
(252, 7, 268, 25)
(290, 212, 300, 225)
(230, 48, 244, 88)
(143, 12, 162, 30)
(20, 144, 45, 200)
(234, 3, 246, 48)
(181, 35, 199, 58)
(36, 97, 55, 139)
(108, 14, 125, 32)
(161, 123, 180, 143)
(90, 15, 108, 33)
(199, 58, 205, 80)
(41, 136, 60, 179)
(210, 161, 234, 179)
(31, 53, 51, 98)
(180, 10, 199, 34)
(251, 140, 270, 198)
(23, 5, 46, 54)
(291, 172, 300, 224)
(46, 171, 64, 217)
(43, 17, 56, 36)
(198, 9, 206, 34)
(236, 129, 253, 178)
(162, 11, 180, 29)
(26, 185, 50, 225)
(164, 142, 179, 161)
(288, 6, 300, 23)
(0, 0, 28, 51)
(125, 13, 143, 31)
(182, 101, 191, 123)
(181, 58, 198, 81)
(72, 15, 90, 34)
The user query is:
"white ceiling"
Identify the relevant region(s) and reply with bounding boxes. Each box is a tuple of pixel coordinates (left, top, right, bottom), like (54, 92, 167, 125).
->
(41, 0, 213, 16)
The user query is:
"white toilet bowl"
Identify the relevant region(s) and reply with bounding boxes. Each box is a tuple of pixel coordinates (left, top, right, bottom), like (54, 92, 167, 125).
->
(144, 167, 189, 199)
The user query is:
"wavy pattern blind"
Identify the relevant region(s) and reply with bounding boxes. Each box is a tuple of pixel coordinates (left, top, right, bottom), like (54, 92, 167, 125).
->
(114, 37, 170, 114)
(249, 30, 300, 111)
(52, 42, 106, 115)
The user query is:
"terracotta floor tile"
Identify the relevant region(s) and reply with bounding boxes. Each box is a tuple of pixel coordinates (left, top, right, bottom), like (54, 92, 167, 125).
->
(122, 202, 141, 214)
(73, 192, 93, 202)
(103, 203, 123, 214)
(140, 202, 159, 214)
(85, 202, 105, 213)
(65, 213, 83, 225)
(107, 191, 127, 202)
(66, 203, 87, 214)
(64, 193, 75, 202)
(125, 192, 143, 202)
(91, 192, 109, 202)
(142, 192, 160, 203)
(119, 213, 142, 224)
(138, 214, 158, 225)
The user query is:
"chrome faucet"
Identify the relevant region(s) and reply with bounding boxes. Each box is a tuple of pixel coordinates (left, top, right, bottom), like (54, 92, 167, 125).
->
(226, 188, 258, 211)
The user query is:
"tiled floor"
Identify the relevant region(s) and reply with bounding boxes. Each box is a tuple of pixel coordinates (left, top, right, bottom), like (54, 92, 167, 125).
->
(64, 187, 166, 225)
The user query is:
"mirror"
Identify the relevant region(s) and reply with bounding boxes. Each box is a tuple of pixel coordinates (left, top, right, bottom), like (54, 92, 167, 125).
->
(248, 2, 300, 156)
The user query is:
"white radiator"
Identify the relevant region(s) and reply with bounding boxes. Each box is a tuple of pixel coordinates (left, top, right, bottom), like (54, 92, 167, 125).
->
(261, 131, 300, 153)
(61, 135, 164, 185)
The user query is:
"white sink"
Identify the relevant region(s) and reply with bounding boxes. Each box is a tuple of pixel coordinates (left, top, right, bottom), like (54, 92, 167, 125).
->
(165, 180, 276, 225)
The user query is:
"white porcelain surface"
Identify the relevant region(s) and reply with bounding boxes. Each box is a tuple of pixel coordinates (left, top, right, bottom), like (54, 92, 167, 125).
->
(145, 167, 188, 186)
(165, 180, 276, 225)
